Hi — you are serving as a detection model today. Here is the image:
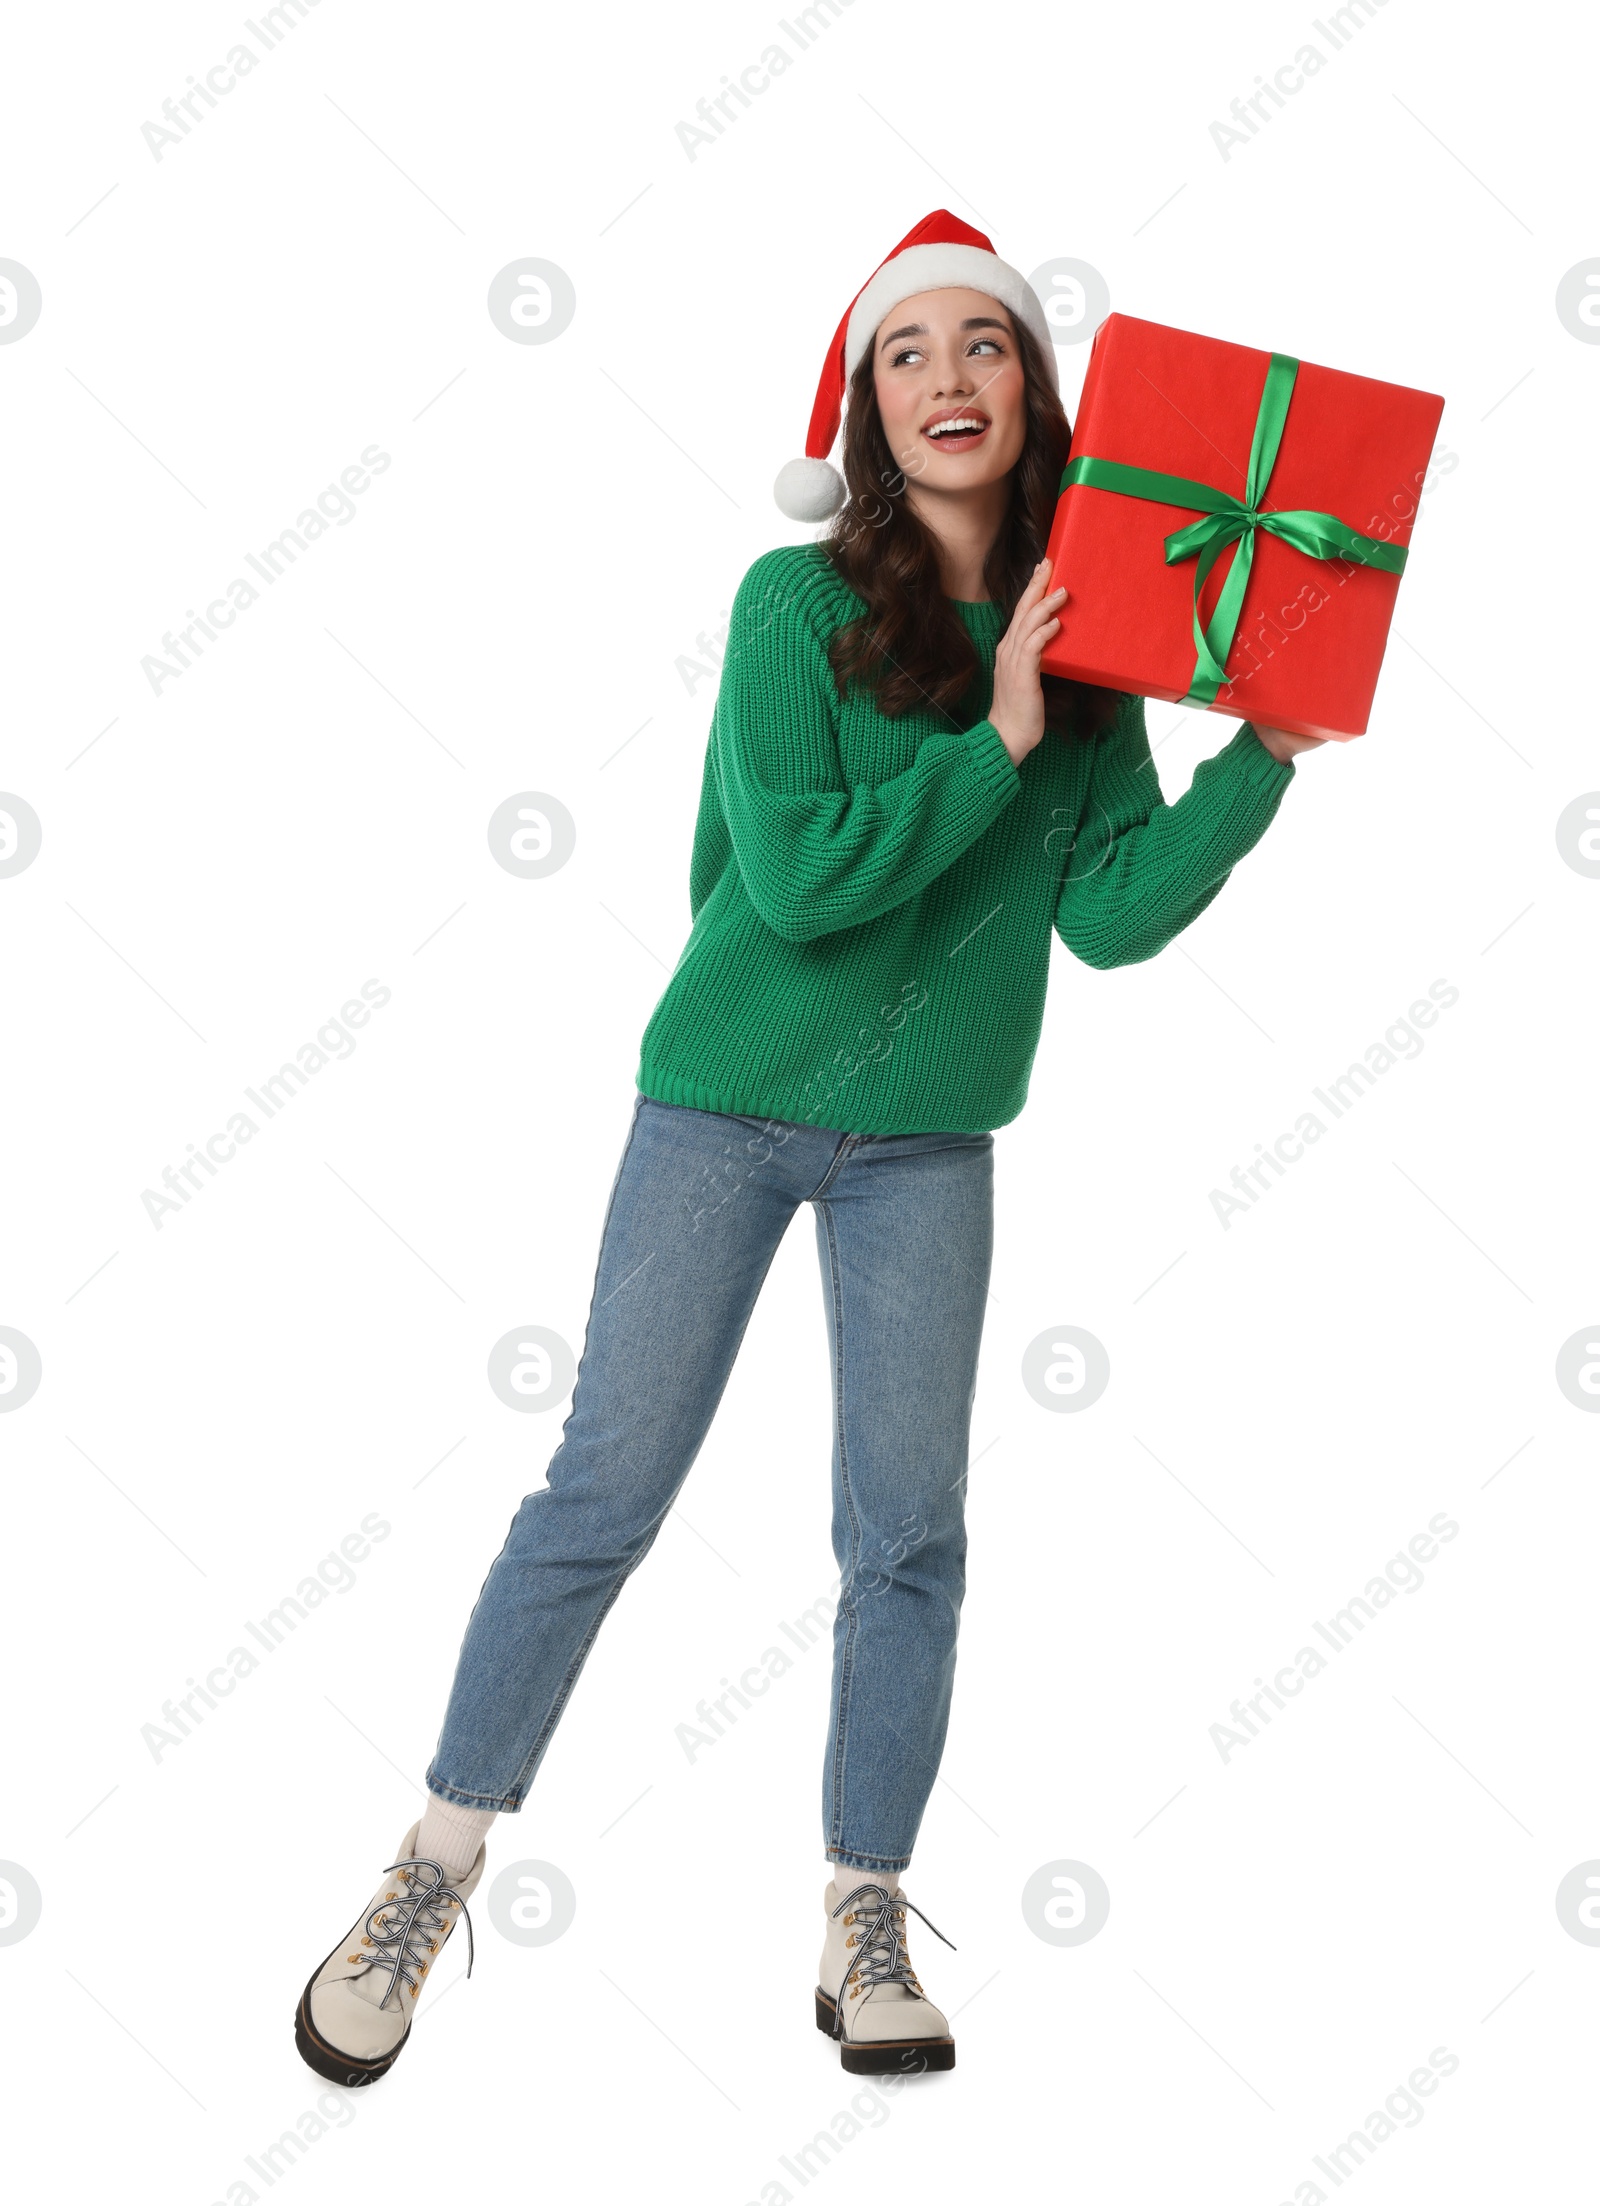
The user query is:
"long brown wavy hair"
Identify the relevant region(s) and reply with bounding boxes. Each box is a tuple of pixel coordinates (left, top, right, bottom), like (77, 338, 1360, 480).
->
(823, 310, 1122, 737)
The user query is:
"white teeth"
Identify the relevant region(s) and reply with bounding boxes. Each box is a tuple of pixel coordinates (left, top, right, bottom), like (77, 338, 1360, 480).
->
(927, 417, 986, 438)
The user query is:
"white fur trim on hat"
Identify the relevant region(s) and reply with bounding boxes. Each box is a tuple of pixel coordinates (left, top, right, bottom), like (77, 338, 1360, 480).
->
(774, 455, 846, 522)
(844, 243, 1058, 388)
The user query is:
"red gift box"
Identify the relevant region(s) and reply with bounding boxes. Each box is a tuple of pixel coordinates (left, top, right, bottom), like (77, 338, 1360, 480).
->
(1039, 314, 1445, 740)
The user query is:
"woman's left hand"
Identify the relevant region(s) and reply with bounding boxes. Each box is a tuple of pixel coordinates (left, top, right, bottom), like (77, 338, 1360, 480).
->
(1249, 723, 1329, 765)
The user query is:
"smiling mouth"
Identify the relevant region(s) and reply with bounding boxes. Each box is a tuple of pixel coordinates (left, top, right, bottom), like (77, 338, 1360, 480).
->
(921, 412, 991, 451)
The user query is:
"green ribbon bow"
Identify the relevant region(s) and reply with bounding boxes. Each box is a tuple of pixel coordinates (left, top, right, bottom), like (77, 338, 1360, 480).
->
(1059, 351, 1407, 706)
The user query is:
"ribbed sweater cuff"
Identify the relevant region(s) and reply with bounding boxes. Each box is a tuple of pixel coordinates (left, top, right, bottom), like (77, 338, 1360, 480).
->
(967, 719, 1021, 800)
(1227, 721, 1298, 793)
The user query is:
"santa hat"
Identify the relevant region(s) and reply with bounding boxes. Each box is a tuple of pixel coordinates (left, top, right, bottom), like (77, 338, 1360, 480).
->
(773, 209, 1058, 523)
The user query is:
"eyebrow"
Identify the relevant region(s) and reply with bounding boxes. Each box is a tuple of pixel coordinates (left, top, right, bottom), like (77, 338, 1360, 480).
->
(878, 314, 1010, 350)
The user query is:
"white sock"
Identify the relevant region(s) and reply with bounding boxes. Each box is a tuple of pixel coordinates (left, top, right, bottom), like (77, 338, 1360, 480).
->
(830, 1861, 900, 1898)
(415, 1795, 497, 1878)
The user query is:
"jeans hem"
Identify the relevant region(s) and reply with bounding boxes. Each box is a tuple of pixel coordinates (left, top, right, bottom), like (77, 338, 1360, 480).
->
(827, 1851, 913, 1874)
(423, 1771, 523, 1814)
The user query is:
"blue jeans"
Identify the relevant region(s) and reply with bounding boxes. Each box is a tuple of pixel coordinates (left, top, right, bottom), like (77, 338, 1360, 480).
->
(426, 1092, 994, 1873)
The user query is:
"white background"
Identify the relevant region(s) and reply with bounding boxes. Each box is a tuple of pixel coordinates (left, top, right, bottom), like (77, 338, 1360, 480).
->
(2, 1, 1596, 2199)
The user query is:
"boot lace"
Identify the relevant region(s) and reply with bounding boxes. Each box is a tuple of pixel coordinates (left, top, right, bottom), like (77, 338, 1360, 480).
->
(830, 1880, 954, 2031)
(345, 1854, 476, 2014)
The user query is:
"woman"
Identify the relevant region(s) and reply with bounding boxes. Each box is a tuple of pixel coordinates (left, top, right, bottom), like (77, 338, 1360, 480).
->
(295, 210, 1319, 2086)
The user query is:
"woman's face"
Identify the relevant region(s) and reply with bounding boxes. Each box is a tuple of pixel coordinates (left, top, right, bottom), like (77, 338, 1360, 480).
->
(869, 286, 1028, 496)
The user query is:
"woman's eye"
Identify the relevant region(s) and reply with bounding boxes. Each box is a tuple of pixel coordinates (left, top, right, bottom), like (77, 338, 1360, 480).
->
(891, 346, 925, 367)
(968, 338, 1003, 356)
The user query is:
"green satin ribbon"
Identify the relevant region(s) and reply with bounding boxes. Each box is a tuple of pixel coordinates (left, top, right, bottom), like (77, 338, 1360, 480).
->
(1059, 351, 1407, 706)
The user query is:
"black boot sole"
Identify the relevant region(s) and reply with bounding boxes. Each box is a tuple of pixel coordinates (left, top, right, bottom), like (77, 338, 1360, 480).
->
(814, 1987, 956, 2073)
(295, 1957, 410, 2088)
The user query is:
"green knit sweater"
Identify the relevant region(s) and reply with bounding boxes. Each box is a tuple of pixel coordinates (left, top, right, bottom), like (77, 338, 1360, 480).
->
(635, 544, 1295, 1135)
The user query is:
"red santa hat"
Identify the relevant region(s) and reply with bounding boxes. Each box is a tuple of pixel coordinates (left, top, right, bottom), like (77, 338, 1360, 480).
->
(773, 208, 1058, 523)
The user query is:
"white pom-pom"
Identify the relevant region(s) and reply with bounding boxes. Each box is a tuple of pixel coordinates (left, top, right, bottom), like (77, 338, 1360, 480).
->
(774, 456, 846, 522)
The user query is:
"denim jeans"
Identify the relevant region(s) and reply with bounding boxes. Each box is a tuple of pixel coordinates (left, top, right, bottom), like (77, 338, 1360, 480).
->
(426, 1092, 994, 1872)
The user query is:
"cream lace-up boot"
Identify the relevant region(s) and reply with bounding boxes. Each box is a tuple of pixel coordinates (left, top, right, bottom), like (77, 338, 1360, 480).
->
(295, 1820, 485, 2085)
(815, 1874, 956, 2073)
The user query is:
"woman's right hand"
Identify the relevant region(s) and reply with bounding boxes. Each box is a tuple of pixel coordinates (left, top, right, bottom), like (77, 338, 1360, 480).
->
(988, 560, 1068, 767)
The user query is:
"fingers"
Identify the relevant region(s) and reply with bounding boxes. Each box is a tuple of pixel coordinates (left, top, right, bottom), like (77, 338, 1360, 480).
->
(1005, 566, 1066, 637)
(1016, 558, 1054, 612)
(1013, 559, 1065, 618)
(1014, 592, 1066, 654)
(993, 571, 1066, 747)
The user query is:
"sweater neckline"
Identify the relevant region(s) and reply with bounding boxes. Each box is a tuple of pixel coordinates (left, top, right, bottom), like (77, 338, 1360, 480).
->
(952, 596, 1004, 636)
